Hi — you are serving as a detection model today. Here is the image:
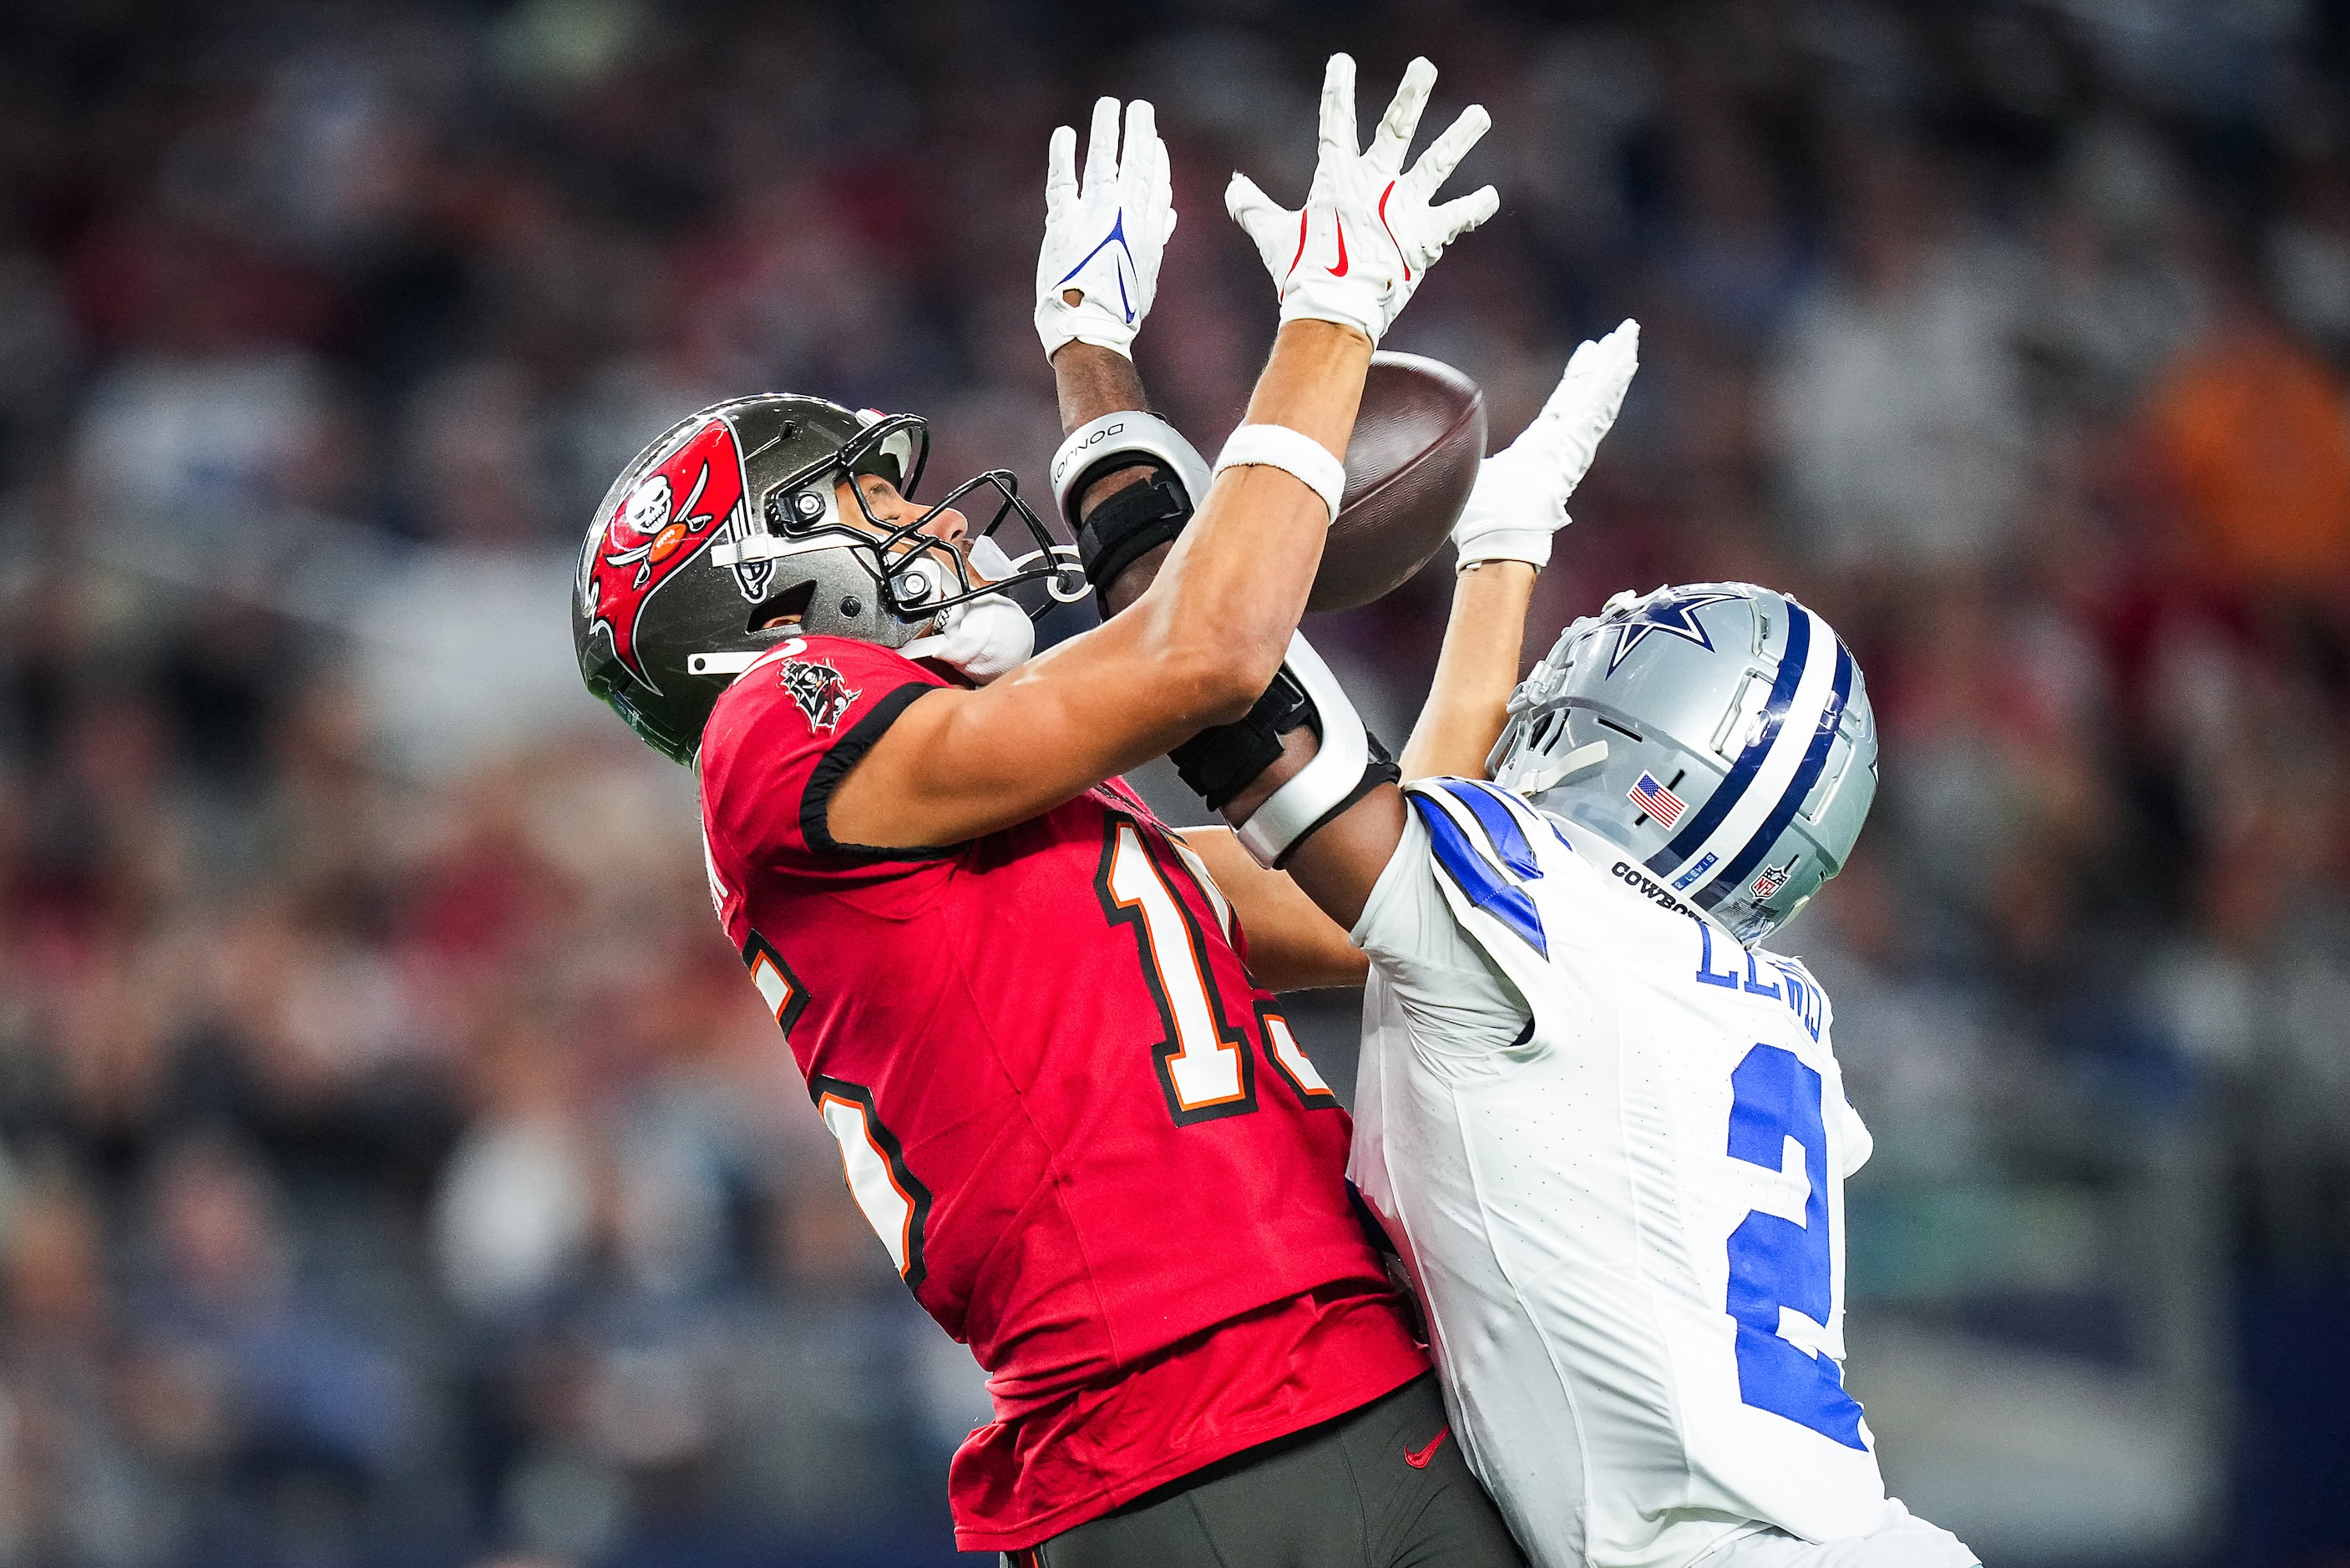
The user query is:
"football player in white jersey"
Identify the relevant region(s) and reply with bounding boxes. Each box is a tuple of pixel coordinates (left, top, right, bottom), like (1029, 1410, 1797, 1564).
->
(1166, 323, 1980, 1568)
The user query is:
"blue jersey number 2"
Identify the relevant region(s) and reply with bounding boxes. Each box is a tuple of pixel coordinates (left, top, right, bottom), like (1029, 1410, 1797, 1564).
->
(1725, 1044, 1868, 1449)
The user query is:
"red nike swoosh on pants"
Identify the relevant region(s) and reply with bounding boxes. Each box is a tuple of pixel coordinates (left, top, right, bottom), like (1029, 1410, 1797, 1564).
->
(1404, 1424, 1450, 1469)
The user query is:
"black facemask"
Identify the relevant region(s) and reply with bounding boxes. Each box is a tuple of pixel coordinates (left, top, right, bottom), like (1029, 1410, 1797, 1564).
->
(762, 414, 1087, 622)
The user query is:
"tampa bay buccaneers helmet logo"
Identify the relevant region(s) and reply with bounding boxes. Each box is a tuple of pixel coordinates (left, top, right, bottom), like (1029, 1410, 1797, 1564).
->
(580, 417, 749, 685)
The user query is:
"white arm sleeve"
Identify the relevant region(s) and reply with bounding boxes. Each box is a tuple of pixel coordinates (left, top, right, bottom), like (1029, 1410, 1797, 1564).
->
(1350, 805, 1534, 1060)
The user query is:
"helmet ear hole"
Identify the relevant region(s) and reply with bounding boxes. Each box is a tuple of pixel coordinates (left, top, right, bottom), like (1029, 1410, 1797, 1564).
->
(748, 578, 817, 634)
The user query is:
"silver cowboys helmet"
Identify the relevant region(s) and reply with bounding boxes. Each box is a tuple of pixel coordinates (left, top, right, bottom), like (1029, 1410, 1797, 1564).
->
(1488, 582, 1878, 943)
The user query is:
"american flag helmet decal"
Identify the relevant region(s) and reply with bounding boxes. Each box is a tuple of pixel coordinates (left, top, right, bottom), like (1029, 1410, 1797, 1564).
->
(1628, 772, 1686, 827)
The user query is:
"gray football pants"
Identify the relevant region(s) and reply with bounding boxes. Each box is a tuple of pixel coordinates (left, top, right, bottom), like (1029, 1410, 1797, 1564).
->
(1005, 1374, 1527, 1568)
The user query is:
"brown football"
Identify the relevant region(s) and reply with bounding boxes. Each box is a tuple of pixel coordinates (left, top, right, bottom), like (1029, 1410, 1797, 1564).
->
(1310, 352, 1487, 613)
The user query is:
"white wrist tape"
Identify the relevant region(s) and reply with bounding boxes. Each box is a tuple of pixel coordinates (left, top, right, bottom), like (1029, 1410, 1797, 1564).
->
(1456, 524, 1557, 573)
(1237, 633, 1385, 868)
(1051, 411, 1213, 523)
(1213, 424, 1348, 524)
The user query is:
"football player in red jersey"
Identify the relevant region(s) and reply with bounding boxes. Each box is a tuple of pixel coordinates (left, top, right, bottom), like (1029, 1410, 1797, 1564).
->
(571, 58, 1531, 1568)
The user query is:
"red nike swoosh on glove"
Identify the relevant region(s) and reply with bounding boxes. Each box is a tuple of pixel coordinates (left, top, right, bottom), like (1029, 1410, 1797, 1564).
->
(1404, 1425, 1450, 1469)
(1327, 217, 1349, 276)
(1377, 182, 1411, 282)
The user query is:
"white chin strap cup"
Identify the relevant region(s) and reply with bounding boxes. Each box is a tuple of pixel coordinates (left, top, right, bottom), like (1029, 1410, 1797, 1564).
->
(1236, 633, 1377, 869)
(899, 593, 1035, 685)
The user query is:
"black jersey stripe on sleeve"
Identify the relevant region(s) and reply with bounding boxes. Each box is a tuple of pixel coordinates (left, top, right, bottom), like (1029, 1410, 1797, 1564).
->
(799, 680, 963, 862)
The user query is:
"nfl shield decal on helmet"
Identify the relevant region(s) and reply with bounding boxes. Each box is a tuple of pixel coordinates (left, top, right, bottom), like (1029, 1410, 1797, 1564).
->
(581, 417, 749, 686)
(1750, 856, 1797, 902)
(779, 658, 860, 734)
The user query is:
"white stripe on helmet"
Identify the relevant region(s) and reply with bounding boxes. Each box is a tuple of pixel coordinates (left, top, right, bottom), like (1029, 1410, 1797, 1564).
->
(1667, 600, 1841, 890)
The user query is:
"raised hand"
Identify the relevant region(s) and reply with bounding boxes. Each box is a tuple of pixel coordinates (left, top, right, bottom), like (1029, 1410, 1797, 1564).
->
(1036, 98, 1178, 362)
(1452, 319, 1640, 573)
(1225, 54, 1498, 346)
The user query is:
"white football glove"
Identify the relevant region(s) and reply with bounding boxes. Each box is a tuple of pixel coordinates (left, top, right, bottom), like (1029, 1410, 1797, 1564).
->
(1453, 318, 1640, 573)
(1036, 98, 1177, 362)
(1225, 55, 1498, 346)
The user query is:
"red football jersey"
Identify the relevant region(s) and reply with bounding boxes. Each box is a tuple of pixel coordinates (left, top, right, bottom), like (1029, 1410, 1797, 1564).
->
(696, 635, 1425, 1551)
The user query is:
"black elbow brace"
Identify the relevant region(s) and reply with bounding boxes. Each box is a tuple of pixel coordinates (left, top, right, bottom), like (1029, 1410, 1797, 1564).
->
(1051, 411, 1213, 600)
(1169, 665, 1315, 812)
(1076, 470, 1192, 596)
(1169, 657, 1400, 864)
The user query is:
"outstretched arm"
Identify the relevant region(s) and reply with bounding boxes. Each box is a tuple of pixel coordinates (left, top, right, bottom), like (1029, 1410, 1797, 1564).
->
(1051, 345, 1185, 614)
(1051, 345, 1376, 990)
(1405, 321, 1639, 780)
(1203, 322, 1645, 937)
(1400, 561, 1537, 780)
(1055, 342, 1149, 443)
(1040, 99, 1179, 602)
(831, 60, 1496, 852)
(832, 321, 1371, 847)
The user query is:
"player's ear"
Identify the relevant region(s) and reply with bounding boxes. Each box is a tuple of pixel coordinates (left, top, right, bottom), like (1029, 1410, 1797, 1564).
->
(752, 579, 817, 633)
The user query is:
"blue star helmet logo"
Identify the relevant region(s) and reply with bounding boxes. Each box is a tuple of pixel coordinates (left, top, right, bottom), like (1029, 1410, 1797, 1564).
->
(1604, 589, 1744, 675)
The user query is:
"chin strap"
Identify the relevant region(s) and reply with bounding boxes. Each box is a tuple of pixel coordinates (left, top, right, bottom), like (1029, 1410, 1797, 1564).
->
(897, 593, 1036, 685)
(1168, 632, 1400, 870)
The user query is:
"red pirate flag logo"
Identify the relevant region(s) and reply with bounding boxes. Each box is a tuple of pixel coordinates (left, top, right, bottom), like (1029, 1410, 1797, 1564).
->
(778, 657, 860, 734)
(580, 418, 748, 685)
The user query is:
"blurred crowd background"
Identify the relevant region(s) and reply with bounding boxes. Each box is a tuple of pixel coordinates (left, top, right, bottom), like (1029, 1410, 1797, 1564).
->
(1, 0, 2347, 1564)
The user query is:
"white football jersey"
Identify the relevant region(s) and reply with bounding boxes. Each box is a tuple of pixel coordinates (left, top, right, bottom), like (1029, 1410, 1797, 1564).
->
(1348, 777, 1887, 1568)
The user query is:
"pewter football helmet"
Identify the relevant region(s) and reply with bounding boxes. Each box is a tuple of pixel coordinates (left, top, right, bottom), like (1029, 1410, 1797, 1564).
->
(574, 394, 1085, 765)
(1488, 582, 1877, 943)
